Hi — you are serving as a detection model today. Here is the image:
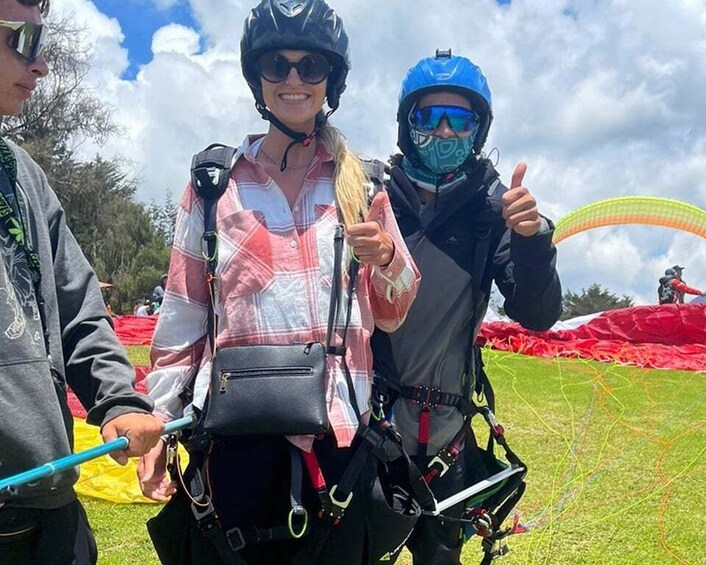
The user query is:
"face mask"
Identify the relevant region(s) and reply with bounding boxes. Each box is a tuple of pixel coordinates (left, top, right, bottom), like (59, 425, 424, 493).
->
(410, 128, 474, 174)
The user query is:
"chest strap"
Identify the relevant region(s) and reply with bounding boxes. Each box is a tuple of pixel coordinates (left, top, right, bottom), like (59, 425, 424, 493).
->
(390, 383, 478, 456)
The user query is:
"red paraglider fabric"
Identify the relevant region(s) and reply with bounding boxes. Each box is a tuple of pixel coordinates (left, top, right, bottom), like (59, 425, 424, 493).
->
(478, 304, 706, 372)
(112, 314, 158, 345)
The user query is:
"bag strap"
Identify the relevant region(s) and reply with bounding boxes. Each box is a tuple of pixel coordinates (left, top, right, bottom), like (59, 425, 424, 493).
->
(326, 224, 361, 421)
(190, 144, 237, 355)
(178, 144, 236, 408)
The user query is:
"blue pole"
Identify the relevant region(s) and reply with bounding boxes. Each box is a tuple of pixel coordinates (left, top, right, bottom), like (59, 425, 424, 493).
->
(0, 415, 194, 497)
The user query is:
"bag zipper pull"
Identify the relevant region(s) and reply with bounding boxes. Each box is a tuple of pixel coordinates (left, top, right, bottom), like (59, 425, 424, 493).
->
(219, 372, 229, 393)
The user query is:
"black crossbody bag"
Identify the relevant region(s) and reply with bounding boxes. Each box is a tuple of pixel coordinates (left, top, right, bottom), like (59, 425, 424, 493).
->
(203, 223, 354, 436)
(189, 144, 354, 437)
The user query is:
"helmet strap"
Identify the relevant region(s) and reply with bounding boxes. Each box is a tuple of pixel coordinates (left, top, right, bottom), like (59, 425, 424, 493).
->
(256, 102, 335, 171)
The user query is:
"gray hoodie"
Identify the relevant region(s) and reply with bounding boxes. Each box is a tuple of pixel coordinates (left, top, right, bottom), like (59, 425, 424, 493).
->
(0, 140, 153, 509)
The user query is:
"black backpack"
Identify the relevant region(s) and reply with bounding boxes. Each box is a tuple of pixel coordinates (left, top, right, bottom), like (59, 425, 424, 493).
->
(658, 276, 676, 304)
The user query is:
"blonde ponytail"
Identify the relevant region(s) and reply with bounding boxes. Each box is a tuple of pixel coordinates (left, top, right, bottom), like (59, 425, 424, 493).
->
(318, 123, 369, 227)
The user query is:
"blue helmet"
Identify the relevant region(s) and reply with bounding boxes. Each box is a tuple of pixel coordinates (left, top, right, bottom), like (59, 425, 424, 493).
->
(397, 49, 493, 165)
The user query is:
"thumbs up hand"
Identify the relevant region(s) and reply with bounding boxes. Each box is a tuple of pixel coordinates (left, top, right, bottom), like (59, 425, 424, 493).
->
(501, 162, 542, 238)
(346, 191, 395, 267)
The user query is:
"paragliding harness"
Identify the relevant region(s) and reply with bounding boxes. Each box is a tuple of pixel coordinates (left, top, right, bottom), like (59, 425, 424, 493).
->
(658, 276, 677, 304)
(373, 354, 527, 563)
(371, 169, 528, 563)
(150, 144, 435, 564)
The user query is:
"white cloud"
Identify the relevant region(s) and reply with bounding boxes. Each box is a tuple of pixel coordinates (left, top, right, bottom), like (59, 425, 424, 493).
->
(52, 0, 706, 304)
(152, 24, 201, 56)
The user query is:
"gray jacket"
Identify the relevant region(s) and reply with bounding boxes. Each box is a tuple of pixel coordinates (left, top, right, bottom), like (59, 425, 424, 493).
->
(372, 159, 562, 456)
(0, 140, 152, 509)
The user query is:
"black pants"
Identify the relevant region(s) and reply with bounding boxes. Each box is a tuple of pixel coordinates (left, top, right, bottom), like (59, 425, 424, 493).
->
(148, 434, 369, 565)
(0, 500, 97, 565)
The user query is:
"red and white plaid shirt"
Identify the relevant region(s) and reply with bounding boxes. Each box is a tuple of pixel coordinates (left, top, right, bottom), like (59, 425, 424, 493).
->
(147, 135, 419, 448)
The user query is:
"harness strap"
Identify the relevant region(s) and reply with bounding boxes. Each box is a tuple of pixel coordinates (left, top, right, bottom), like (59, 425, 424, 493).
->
(424, 422, 468, 484)
(183, 445, 309, 558)
(288, 446, 309, 539)
(399, 384, 477, 416)
(418, 408, 431, 455)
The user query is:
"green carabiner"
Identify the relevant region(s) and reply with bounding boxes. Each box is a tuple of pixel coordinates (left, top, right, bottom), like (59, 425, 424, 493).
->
(288, 508, 309, 539)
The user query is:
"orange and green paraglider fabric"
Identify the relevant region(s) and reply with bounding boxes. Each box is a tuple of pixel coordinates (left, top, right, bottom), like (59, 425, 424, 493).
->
(552, 196, 706, 244)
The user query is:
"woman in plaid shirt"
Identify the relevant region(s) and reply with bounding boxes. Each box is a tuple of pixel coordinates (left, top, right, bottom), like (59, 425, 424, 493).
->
(137, 1, 420, 563)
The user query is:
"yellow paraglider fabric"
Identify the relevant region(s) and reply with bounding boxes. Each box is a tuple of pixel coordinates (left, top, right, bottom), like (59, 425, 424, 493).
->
(72, 418, 188, 504)
(553, 196, 706, 244)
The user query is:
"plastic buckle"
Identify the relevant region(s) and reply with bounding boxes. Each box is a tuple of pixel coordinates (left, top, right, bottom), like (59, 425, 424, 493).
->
(327, 485, 353, 524)
(428, 448, 454, 478)
(412, 385, 443, 409)
(191, 496, 218, 531)
(225, 527, 246, 552)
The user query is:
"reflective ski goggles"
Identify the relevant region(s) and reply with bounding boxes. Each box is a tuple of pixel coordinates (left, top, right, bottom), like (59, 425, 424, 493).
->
(409, 105, 480, 135)
(0, 20, 47, 63)
(256, 52, 332, 85)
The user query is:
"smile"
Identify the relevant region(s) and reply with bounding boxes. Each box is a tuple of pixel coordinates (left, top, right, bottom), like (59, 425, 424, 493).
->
(279, 93, 310, 101)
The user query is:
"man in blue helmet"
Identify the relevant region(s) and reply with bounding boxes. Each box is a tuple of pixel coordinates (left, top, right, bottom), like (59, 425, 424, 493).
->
(371, 50, 562, 564)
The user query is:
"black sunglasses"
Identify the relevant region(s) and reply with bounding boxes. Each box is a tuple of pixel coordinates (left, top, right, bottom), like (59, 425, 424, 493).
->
(18, 0, 51, 16)
(256, 52, 332, 85)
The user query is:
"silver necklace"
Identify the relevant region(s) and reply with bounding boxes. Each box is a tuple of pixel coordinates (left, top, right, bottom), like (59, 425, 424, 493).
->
(258, 146, 313, 170)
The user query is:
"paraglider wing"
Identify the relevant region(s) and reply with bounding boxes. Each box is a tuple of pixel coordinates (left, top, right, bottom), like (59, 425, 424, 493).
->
(552, 196, 706, 244)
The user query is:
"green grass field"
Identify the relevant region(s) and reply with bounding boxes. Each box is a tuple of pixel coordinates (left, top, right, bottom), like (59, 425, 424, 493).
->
(84, 347, 705, 564)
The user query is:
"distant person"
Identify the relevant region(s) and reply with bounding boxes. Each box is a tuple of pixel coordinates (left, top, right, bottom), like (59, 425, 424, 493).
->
(151, 273, 167, 306)
(658, 265, 705, 304)
(135, 299, 152, 317)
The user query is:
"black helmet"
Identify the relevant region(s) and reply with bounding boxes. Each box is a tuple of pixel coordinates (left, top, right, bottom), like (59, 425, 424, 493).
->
(241, 0, 350, 113)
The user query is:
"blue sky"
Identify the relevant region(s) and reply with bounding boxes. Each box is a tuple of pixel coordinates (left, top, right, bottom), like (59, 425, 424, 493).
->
(92, 0, 198, 79)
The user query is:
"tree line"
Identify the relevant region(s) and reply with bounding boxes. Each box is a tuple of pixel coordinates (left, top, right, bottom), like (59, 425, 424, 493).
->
(3, 19, 174, 314)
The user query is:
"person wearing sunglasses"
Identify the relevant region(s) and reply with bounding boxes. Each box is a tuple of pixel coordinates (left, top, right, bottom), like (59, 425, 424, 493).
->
(371, 50, 562, 564)
(138, 1, 420, 563)
(0, 1, 165, 564)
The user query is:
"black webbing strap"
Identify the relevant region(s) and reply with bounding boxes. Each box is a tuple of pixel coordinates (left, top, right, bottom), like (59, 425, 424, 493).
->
(190, 144, 237, 356)
(187, 446, 308, 560)
(288, 445, 309, 539)
(464, 222, 492, 401)
(398, 384, 478, 416)
(479, 478, 526, 565)
(184, 454, 246, 565)
(179, 144, 236, 408)
(325, 223, 361, 421)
